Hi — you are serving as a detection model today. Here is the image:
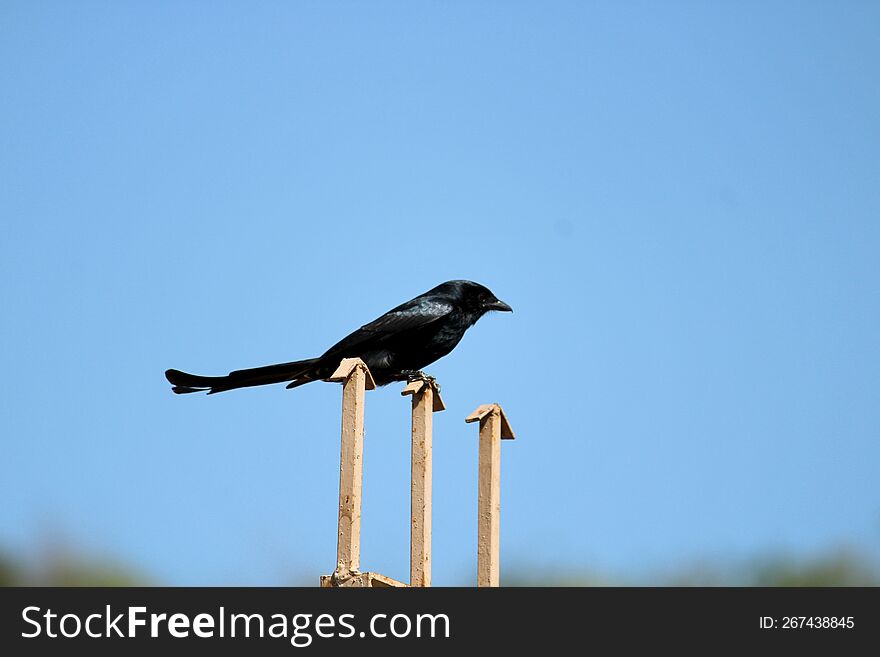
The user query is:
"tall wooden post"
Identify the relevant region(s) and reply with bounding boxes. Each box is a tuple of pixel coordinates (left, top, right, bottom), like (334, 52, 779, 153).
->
(466, 404, 516, 588)
(402, 379, 445, 587)
(328, 358, 375, 577)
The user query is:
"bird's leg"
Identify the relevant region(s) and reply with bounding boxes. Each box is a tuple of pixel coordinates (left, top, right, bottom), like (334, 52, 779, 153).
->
(402, 370, 440, 392)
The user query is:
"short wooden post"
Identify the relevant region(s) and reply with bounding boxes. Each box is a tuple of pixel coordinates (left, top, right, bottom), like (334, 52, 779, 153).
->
(328, 358, 375, 578)
(401, 379, 445, 587)
(466, 404, 515, 588)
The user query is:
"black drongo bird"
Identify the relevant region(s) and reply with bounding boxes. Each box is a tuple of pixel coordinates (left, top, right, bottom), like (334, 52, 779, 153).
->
(165, 280, 512, 394)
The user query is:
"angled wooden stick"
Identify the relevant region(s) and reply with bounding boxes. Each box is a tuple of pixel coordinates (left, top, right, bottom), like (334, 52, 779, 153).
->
(466, 404, 515, 588)
(328, 358, 375, 576)
(402, 379, 445, 587)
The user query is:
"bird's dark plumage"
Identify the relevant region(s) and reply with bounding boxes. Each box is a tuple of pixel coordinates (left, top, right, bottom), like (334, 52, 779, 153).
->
(165, 280, 512, 394)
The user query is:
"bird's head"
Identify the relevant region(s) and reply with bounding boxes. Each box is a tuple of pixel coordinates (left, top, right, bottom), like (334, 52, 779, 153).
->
(438, 280, 513, 316)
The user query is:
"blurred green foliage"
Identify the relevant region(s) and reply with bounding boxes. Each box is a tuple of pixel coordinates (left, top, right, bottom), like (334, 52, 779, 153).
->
(504, 548, 880, 587)
(2, 544, 877, 586)
(745, 551, 880, 587)
(0, 548, 150, 587)
(0, 553, 16, 587)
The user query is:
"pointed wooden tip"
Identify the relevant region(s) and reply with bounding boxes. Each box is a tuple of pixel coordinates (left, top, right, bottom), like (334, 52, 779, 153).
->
(465, 403, 515, 439)
(328, 357, 376, 390)
(401, 380, 445, 412)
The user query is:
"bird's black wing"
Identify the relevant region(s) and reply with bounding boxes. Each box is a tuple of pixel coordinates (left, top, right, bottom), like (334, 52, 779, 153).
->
(318, 296, 455, 362)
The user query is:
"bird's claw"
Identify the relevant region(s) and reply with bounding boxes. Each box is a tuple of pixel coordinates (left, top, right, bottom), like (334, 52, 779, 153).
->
(405, 371, 440, 392)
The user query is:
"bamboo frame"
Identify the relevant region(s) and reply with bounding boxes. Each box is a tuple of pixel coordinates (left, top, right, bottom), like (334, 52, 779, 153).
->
(466, 404, 515, 587)
(319, 359, 516, 588)
(401, 379, 445, 587)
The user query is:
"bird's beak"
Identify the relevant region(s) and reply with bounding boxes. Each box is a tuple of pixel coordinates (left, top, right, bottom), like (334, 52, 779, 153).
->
(487, 299, 513, 312)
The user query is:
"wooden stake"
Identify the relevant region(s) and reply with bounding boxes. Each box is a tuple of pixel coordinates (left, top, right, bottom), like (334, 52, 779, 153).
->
(466, 404, 515, 588)
(328, 358, 375, 576)
(402, 379, 445, 587)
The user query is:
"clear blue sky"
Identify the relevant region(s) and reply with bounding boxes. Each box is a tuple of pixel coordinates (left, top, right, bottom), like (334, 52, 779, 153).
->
(2, 1, 878, 585)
